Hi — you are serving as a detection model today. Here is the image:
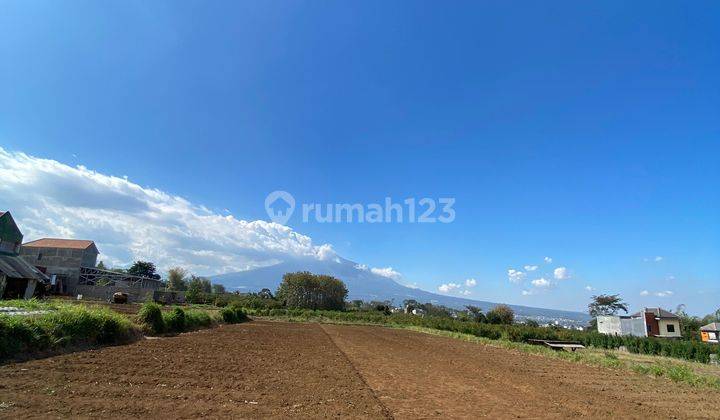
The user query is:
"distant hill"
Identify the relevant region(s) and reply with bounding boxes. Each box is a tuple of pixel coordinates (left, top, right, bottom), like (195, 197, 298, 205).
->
(211, 256, 590, 323)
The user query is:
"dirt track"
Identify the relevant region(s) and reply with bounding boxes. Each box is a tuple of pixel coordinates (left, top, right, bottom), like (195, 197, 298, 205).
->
(0, 321, 717, 419)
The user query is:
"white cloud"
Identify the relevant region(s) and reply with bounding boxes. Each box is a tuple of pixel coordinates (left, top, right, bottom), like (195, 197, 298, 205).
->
(553, 267, 570, 280)
(531, 278, 551, 288)
(0, 148, 339, 275)
(585, 285, 594, 291)
(640, 290, 650, 296)
(460, 289, 472, 296)
(438, 283, 461, 293)
(521, 290, 534, 296)
(465, 278, 477, 287)
(370, 266, 402, 280)
(544, 256, 552, 263)
(654, 256, 663, 262)
(354, 264, 368, 271)
(524, 265, 538, 272)
(508, 269, 526, 283)
(655, 290, 674, 297)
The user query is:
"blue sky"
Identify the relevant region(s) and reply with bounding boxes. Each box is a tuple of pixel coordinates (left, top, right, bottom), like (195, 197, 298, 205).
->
(1, 1, 719, 314)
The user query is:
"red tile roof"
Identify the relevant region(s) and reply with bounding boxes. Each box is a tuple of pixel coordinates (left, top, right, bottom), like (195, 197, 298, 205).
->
(22, 238, 96, 250)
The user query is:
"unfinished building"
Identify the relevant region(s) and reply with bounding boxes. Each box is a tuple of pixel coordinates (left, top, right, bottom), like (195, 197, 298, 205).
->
(0, 211, 49, 299)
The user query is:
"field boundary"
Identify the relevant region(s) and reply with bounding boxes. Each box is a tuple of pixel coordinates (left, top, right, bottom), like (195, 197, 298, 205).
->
(318, 323, 395, 419)
(254, 315, 720, 391)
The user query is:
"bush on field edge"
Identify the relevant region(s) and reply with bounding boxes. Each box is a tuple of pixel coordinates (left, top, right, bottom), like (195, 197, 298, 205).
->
(0, 304, 138, 361)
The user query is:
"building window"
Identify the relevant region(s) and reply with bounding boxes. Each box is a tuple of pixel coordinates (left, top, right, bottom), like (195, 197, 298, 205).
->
(667, 324, 675, 333)
(647, 325, 652, 333)
(38, 252, 43, 261)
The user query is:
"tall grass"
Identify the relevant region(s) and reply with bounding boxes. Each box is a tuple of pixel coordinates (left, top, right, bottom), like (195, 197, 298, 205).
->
(137, 303, 235, 335)
(0, 303, 139, 361)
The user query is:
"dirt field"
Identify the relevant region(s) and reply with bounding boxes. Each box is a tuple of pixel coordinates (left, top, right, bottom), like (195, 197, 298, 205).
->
(0, 321, 717, 419)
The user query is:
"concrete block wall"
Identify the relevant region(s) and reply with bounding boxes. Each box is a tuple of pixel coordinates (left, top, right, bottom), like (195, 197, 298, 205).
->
(19, 247, 97, 295)
(75, 285, 156, 303)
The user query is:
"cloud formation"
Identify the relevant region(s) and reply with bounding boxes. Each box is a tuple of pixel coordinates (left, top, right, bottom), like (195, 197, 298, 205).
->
(0, 148, 338, 275)
(465, 278, 477, 287)
(544, 256, 552, 263)
(531, 278, 551, 288)
(553, 267, 570, 280)
(508, 269, 526, 283)
(370, 266, 402, 280)
(438, 283, 461, 293)
(524, 265, 538, 272)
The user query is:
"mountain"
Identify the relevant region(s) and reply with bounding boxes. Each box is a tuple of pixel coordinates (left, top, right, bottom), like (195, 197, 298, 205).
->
(211, 256, 590, 323)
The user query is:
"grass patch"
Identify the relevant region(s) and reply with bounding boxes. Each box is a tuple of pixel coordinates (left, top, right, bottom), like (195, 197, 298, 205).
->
(0, 302, 139, 361)
(0, 298, 60, 311)
(138, 302, 219, 335)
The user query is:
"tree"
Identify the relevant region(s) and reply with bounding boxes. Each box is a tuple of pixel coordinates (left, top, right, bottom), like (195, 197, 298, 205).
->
(275, 271, 348, 311)
(486, 305, 514, 325)
(185, 275, 210, 304)
(167, 267, 188, 291)
(198, 277, 212, 293)
(127, 261, 161, 280)
(588, 294, 628, 317)
(675, 304, 703, 339)
(465, 305, 486, 323)
(211, 283, 226, 294)
(258, 288, 274, 299)
(525, 319, 540, 328)
(403, 299, 419, 313)
(96, 260, 107, 270)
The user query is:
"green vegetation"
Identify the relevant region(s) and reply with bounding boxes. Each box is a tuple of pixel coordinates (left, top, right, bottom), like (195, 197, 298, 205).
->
(588, 294, 629, 317)
(0, 302, 138, 361)
(137, 302, 165, 334)
(137, 302, 226, 334)
(276, 272, 348, 310)
(220, 304, 249, 324)
(166, 267, 188, 291)
(485, 304, 514, 325)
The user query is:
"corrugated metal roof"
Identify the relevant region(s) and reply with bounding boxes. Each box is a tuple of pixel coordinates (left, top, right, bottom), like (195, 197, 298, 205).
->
(701, 322, 719, 331)
(0, 254, 49, 281)
(22, 238, 96, 250)
(631, 307, 679, 319)
(0, 211, 23, 243)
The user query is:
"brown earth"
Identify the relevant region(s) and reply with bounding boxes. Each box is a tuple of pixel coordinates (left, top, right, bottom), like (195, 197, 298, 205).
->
(0, 321, 717, 419)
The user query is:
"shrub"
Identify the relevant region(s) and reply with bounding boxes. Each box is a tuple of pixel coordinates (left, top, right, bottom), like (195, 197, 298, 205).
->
(164, 307, 187, 333)
(220, 305, 248, 324)
(185, 309, 213, 329)
(0, 303, 138, 361)
(138, 302, 165, 334)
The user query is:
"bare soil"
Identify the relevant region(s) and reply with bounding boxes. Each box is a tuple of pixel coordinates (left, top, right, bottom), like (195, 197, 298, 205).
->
(0, 321, 716, 419)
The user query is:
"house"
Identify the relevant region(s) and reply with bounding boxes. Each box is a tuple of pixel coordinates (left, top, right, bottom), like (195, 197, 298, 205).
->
(597, 307, 682, 338)
(631, 308, 682, 338)
(19, 238, 99, 296)
(700, 323, 719, 344)
(0, 211, 49, 299)
(597, 315, 647, 337)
